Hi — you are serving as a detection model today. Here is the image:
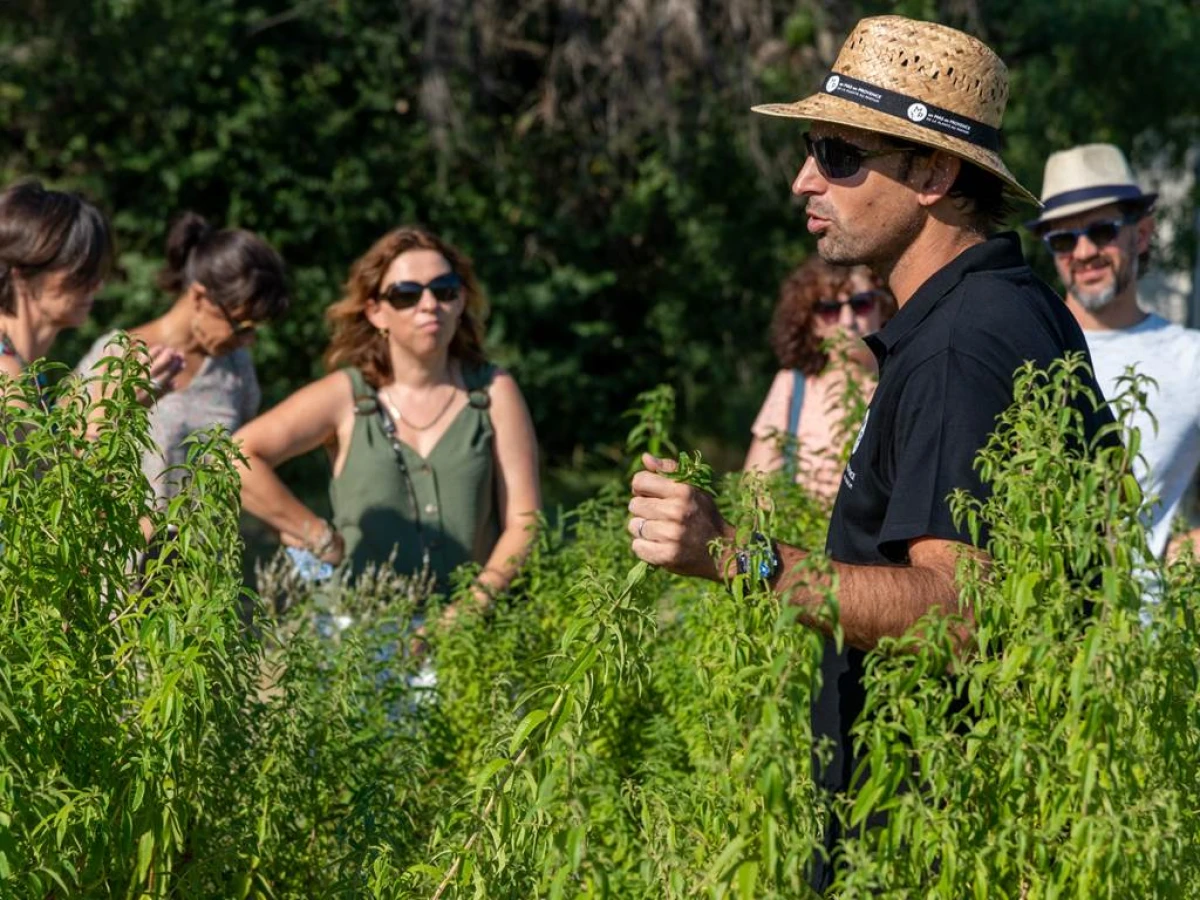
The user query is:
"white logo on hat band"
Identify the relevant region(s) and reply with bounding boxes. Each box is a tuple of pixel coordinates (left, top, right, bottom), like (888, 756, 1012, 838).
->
(813, 71, 1003, 153)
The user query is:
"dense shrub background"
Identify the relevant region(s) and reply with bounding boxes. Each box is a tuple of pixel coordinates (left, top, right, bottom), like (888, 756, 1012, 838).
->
(1, 0, 1197, 485)
(2, 3, 1200, 896)
(2, 2, 1200, 895)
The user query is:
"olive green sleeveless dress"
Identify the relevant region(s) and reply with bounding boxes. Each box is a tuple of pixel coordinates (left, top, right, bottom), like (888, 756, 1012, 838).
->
(330, 365, 500, 590)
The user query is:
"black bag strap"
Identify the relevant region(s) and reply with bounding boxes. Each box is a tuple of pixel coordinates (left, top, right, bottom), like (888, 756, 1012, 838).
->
(362, 371, 430, 568)
(783, 369, 806, 480)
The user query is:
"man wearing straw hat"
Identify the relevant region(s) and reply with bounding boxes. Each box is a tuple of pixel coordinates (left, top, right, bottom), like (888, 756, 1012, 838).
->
(1028, 143, 1200, 562)
(627, 14, 1116, 891)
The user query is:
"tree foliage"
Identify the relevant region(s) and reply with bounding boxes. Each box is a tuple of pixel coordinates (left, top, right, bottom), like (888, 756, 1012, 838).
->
(1, 0, 1196, 475)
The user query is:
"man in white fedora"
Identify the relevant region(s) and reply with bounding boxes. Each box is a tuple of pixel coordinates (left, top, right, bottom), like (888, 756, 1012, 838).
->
(625, 14, 1117, 892)
(1029, 142, 1200, 561)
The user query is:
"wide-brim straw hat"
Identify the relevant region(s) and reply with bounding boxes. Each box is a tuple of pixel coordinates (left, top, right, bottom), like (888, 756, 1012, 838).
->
(753, 16, 1039, 207)
(1026, 143, 1157, 229)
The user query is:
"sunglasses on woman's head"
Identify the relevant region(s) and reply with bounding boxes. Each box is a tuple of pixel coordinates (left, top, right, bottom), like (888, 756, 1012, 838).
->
(803, 133, 913, 180)
(381, 272, 462, 309)
(814, 291, 880, 320)
(1041, 217, 1133, 256)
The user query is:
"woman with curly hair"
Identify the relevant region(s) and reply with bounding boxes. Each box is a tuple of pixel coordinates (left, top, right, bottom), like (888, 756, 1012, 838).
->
(744, 256, 896, 501)
(235, 227, 540, 612)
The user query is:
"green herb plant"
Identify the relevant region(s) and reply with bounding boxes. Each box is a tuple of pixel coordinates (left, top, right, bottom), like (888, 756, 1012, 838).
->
(1, 353, 1197, 898)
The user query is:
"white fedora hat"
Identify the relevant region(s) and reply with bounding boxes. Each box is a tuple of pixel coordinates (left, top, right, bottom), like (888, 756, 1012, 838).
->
(1028, 143, 1156, 229)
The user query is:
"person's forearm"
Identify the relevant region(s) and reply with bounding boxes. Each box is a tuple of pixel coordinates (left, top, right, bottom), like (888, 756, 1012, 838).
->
(475, 517, 539, 596)
(438, 519, 537, 626)
(768, 545, 967, 652)
(744, 436, 784, 474)
(1166, 527, 1200, 562)
(238, 453, 327, 544)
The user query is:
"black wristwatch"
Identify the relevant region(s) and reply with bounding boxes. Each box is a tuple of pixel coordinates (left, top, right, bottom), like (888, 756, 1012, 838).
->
(735, 532, 780, 583)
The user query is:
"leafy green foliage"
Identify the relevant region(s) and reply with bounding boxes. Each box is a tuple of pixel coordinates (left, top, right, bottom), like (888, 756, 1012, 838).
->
(3, 349, 1200, 898)
(4, 0, 1194, 487)
(2, 3, 1199, 896)
(833, 356, 1200, 897)
(0, 349, 257, 895)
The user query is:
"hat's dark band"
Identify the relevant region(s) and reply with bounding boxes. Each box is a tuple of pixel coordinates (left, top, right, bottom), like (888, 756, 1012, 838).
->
(820, 72, 1001, 152)
(1041, 184, 1152, 213)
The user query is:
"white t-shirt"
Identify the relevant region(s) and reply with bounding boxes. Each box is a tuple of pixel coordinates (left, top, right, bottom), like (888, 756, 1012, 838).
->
(1084, 313, 1200, 558)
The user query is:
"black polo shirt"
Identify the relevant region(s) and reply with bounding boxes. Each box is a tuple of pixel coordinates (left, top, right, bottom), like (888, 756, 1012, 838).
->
(812, 232, 1114, 828)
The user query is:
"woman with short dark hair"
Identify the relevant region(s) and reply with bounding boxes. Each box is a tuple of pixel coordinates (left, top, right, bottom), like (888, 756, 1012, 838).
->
(744, 256, 896, 501)
(0, 181, 117, 400)
(76, 212, 290, 505)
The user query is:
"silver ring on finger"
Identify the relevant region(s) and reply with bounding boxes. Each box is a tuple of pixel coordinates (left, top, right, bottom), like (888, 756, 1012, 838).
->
(148, 377, 163, 398)
(637, 517, 647, 540)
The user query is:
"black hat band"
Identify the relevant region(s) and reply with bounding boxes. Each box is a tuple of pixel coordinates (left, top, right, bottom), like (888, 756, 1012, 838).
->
(820, 72, 1001, 153)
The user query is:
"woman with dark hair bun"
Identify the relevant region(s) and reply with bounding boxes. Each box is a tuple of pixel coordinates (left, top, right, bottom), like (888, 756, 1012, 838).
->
(744, 256, 896, 501)
(235, 226, 540, 615)
(76, 212, 290, 506)
(0, 181, 130, 400)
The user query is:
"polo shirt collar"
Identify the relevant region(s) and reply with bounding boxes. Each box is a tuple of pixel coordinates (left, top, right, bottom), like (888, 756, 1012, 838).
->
(865, 231, 1027, 361)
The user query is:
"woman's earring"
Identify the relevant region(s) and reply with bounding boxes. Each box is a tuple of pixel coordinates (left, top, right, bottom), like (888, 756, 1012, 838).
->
(378, 327, 388, 337)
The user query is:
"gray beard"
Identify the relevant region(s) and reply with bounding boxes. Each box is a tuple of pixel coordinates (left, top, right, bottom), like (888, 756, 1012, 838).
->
(1069, 282, 1118, 312)
(1067, 261, 1134, 312)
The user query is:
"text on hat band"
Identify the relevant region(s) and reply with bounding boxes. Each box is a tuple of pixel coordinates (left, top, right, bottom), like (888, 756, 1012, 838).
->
(821, 72, 1001, 153)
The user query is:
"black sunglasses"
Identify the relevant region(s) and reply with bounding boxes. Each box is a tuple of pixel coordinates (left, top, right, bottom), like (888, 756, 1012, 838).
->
(803, 133, 912, 180)
(214, 302, 261, 338)
(381, 273, 462, 309)
(814, 291, 880, 319)
(1041, 217, 1134, 255)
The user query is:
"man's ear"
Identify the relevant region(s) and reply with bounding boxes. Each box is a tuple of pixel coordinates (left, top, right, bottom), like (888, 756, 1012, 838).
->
(915, 151, 961, 208)
(1135, 212, 1154, 256)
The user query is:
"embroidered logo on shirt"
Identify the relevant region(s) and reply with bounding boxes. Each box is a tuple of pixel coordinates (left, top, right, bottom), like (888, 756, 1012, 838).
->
(851, 410, 870, 456)
(841, 411, 870, 490)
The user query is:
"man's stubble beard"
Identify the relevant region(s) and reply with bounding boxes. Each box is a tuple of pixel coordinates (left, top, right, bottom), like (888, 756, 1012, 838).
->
(816, 211, 922, 280)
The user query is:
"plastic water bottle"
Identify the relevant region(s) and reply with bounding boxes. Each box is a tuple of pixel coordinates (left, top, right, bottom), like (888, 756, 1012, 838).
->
(285, 546, 334, 583)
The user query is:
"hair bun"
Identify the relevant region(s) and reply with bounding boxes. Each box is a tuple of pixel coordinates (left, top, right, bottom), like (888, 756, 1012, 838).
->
(158, 212, 214, 294)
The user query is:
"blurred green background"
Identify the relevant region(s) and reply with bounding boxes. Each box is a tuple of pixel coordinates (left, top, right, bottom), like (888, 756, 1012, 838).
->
(2, 0, 1197, 530)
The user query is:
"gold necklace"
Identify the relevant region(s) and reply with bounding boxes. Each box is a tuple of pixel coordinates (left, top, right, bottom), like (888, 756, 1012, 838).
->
(382, 382, 459, 432)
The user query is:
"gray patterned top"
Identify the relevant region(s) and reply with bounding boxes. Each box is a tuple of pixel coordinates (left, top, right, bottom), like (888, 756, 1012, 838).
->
(76, 330, 261, 507)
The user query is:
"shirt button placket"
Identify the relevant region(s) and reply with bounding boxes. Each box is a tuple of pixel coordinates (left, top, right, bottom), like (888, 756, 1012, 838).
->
(420, 468, 444, 563)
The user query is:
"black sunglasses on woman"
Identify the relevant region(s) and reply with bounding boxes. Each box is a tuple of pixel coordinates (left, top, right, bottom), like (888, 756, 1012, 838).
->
(381, 273, 463, 309)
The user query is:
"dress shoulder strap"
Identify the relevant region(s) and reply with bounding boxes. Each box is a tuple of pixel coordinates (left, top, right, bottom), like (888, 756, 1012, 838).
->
(461, 361, 497, 411)
(344, 366, 380, 416)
